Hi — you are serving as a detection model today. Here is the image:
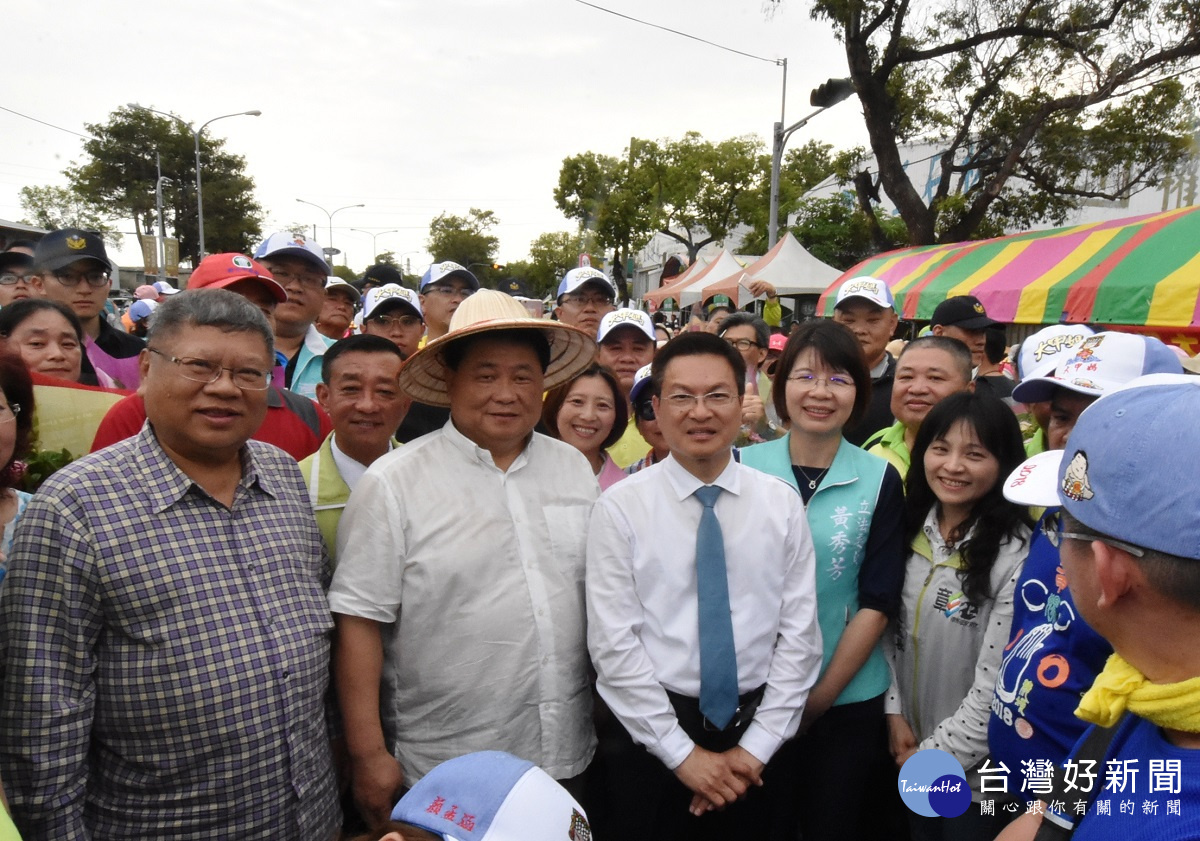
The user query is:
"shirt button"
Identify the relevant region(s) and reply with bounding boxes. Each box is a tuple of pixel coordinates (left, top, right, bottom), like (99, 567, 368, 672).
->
(282, 670, 290, 680)
(537, 608, 545, 617)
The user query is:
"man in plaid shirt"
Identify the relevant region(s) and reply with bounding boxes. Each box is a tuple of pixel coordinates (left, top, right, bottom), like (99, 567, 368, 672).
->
(0, 289, 340, 839)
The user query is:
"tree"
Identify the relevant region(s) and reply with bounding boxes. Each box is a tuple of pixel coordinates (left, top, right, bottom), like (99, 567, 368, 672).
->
(18, 185, 121, 245)
(790, 0, 1200, 245)
(425, 208, 500, 282)
(631, 132, 764, 262)
(64, 105, 263, 265)
(737, 140, 837, 254)
(331, 265, 358, 283)
(788, 194, 909, 270)
(525, 231, 593, 299)
(556, 132, 769, 297)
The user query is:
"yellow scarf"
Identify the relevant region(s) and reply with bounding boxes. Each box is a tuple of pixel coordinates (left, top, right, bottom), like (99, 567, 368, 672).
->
(1076, 652, 1200, 732)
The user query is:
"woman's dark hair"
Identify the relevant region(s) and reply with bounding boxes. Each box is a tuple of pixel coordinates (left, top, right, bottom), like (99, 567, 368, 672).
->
(904, 392, 1030, 604)
(772, 320, 872, 427)
(541, 363, 628, 451)
(0, 298, 85, 342)
(0, 352, 34, 485)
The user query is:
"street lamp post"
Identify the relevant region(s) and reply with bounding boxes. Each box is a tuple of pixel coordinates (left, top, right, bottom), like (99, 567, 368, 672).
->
(129, 104, 261, 260)
(297, 200, 366, 266)
(767, 65, 855, 248)
(351, 228, 398, 262)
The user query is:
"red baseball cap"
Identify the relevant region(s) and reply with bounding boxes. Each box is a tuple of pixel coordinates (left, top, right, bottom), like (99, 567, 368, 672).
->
(188, 253, 287, 303)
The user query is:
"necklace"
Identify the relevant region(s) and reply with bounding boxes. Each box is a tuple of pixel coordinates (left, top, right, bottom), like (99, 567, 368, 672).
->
(795, 464, 829, 490)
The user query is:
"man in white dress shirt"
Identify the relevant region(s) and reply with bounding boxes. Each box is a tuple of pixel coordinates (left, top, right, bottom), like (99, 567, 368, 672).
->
(328, 290, 599, 827)
(587, 331, 822, 840)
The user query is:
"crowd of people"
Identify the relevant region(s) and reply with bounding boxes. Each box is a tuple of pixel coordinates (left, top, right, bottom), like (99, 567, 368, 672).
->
(0, 226, 1196, 841)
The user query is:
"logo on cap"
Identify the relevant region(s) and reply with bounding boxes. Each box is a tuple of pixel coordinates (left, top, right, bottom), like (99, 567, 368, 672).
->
(1061, 452, 1094, 502)
(844, 279, 882, 295)
(66, 236, 86, 250)
(569, 809, 592, 840)
(292, 236, 307, 246)
(973, 302, 985, 314)
(608, 310, 648, 325)
(1034, 333, 1088, 363)
(232, 255, 253, 269)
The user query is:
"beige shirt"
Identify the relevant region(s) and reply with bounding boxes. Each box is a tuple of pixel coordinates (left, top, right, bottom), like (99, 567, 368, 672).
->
(329, 421, 599, 782)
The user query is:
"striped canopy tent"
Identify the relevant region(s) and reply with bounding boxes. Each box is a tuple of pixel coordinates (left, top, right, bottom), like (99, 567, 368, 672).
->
(643, 250, 746, 308)
(815, 206, 1200, 334)
(689, 232, 842, 307)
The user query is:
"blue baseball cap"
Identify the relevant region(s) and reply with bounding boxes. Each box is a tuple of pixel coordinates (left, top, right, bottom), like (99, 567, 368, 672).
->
(1004, 375, 1200, 560)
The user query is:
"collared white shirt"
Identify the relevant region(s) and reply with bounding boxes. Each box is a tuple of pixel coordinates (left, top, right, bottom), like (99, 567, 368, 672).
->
(329, 421, 599, 782)
(586, 455, 822, 769)
(329, 434, 389, 493)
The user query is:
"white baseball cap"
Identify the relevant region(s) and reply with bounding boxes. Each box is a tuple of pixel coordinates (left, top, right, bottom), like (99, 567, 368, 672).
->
(834, 276, 895, 311)
(362, 283, 422, 320)
(557, 266, 616, 300)
(1011, 331, 1182, 404)
(390, 751, 590, 841)
(596, 308, 656, 344)
(1016, 324, 1095, 381)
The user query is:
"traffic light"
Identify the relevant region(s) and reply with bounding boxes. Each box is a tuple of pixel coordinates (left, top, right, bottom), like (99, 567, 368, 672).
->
(810, 78, 855, 108)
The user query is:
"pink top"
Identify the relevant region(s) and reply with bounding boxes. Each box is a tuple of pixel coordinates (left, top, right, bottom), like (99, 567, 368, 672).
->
(597, 452, 627, 491)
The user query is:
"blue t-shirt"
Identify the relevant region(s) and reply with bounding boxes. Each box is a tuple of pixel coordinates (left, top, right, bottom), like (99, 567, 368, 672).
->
(988, 510, 1112, 797)
(1047, 715, 1200, 839)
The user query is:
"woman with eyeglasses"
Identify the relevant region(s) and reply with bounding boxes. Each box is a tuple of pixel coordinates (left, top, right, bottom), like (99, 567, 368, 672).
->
(740, 320, 906, 841)
(0, 299, 111, 386)
(887, 391, 1031, 840)
(0, 353, 35, 590)
(542, 363, 629, 490)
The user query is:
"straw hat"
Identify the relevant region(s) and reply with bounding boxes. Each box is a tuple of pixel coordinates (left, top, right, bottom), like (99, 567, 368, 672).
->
(400, 289, 596, 407)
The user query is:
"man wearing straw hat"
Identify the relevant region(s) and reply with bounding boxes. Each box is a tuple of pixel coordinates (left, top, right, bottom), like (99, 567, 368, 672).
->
(328, 289, 599, 827)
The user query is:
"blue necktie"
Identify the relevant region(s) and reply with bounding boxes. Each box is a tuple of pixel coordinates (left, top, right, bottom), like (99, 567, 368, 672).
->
(694, 485, 738, 729)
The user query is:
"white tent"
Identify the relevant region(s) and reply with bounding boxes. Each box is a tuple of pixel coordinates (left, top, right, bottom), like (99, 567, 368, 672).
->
(686, 233, 841, 306)
(643, 250, 746, 308)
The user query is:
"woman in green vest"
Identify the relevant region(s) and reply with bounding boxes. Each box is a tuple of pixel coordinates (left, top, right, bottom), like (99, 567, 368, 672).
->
(741, 320, 906, 841)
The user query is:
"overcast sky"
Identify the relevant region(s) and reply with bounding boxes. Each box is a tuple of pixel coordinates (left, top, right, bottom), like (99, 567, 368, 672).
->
(1, 0, 871, 273)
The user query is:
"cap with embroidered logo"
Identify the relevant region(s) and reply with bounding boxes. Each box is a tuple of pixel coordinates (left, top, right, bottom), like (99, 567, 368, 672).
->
(1011, 331, 1182, 404)
(362, 284, 422, 320)
(834, 276, 895, 311)
(390, 751, 590, 841)
(1004, 375, 1200, 560)
(253, 231, 328, 275)
(557, 267, 616, 301)
(1015, 324, 1096, 382)
(33, 228, 113, 274)
(187, 253, 287, 302)
(420, 261, 480, 292)
(597, 308, 656, 344)
(930, 295, 1000, 330)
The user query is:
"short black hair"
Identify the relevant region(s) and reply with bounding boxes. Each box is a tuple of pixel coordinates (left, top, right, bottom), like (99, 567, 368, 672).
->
(651, 331, 746, 397)
(321, 333, 407, 383)
(718, 312, 769, 348)
(897, 335, 974, 383)
(984, 327, 1007, 365)
(441, 329, 551, 373)
(772, 320, 872, 427)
